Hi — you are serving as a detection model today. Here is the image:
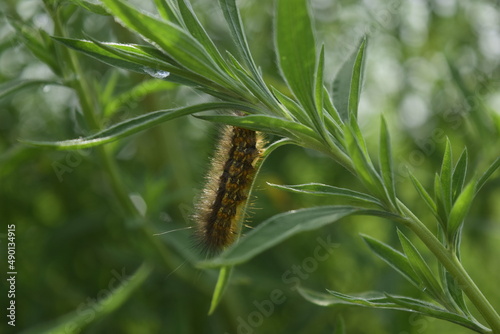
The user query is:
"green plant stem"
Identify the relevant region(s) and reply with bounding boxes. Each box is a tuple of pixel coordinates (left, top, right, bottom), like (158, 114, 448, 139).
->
(48, 5, 238, 306)
(399, 203, 500, 333)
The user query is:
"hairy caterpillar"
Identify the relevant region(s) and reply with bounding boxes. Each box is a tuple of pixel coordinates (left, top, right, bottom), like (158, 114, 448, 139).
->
(194, 118, 264, 255)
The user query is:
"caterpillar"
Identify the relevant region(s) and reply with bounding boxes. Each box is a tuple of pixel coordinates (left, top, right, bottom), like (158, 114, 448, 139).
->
(193, 118, 264, 255)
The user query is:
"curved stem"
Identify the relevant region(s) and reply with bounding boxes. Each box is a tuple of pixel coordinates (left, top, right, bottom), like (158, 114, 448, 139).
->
(49, 5, 213, 293)
(399, 203, 500, 333)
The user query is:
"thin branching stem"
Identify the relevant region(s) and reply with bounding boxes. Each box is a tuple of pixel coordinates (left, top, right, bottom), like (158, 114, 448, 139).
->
(48, 3, 219, 298)
(398, 202, 500, 333)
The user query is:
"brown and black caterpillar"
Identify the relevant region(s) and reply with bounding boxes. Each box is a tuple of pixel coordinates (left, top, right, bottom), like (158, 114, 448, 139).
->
(193, 116, 264, 255)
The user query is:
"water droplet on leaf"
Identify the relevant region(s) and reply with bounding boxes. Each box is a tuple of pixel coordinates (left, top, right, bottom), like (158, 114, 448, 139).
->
(143, 68, 170, 79)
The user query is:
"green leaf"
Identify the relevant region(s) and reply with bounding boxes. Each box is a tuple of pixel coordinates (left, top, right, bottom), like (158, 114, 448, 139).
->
(334, 316, 346, 334)
(268, 183, 383, 208)
(445, 271, 469, 317)
(332, 37, 365, 122)
(448, 180, 475, 240)
(271, 86, 312, 125)
(452, 149, 468, 202)
(347, 116, 370, 156)
(379, 116, 396, 208)
(361, 234, 420, 288)
(219, 0, 258, 77)
(348, 37, 367, 119)
(476, 156, 500, 193)
(68, 0, 111, 15)
(176, 0, 229, 72)
(322, 102, 345, 148)
(21, 263, 152, 334)
(198, 206, 364, 268)
(219, 0, 278, 110)
(11, 19, 60, 75)
(153, 0, 182, 23)
(276, 0, 317, 117)
(322, 87, 343, 128)
(195, 114, 323, 146)
(225, 52, 276, 107)
(53, 37, 200, 86)
(0, 80, 62, 100)
(299, 288, 401, 308)
(56, 37, 238, 98)
(314, 45, 326, 129)
(208, 266, 233, 315)
(440, 139, 453, 214)
(298, 288, 489, 333)
(434, 173, 448, 225)
(100, 0, 229, 86)
(408, 171, 440, 221)
(21, 102, 249, 150)
(104, 79, 177, 116)
(397, 230, 445, 303)
(344, 120, 385, 199)
(384, 295, 488, 332)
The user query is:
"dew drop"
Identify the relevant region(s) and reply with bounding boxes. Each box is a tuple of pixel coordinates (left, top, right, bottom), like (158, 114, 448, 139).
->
(143, 67, 170, 79)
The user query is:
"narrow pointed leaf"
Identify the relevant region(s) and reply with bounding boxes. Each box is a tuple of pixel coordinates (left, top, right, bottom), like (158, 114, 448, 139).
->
(348, 37, 367, 119)
(100, 0, 228, 85)
(476, 156, 500, 193)
(448, 180, 475, 238)
(11, 20, 60, 75)
(219, 0, 259, 78)
(332, 40, 361, 122)
(208, 266, 233, 315)
(53, 38, 205, 86)
(21, 102, 249, 150)
(298, 288, 489, 333)
(434, 173, 448, 224)
(362, 234, 420, 287)
(445, 271, 469, 316)
(408, 171, 440, 221)
(452, 149, 468, 202)
(385, 294, 488, 332)
(299, 289, 400, 308)
(195, 114, 322, 144)
(271, 86, 312, 125)
(177, 0, 228, 71)
(347, 116, 371, 159)
(397, 230, 444, 302)
(379, 116, 396, 207)
(0, 80, 62, 100)
(344, 121, 385, 199)
(440, 139, 453, 213)
(314, 45, 326, 128)
(269, 183, 383, 208)
(334, 316, 346, 334)
(225, 53, 276, 107)
(21, 263, 152, 334)
(276, 0, 316, 115)
(322, 87, 343, 127)
(153, 0, 181, 23)
(198, 206, 364, 268)
(68, 0, 111, 15)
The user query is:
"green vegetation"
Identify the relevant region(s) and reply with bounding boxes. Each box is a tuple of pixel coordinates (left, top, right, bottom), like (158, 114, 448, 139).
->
(1, 0, 500, 333)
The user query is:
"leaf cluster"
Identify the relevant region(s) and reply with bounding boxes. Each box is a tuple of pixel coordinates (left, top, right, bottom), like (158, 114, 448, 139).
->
(4, 0, 500, 333)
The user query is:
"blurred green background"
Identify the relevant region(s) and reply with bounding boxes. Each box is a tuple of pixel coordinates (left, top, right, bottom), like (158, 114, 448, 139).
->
(1, 0, 500, 333)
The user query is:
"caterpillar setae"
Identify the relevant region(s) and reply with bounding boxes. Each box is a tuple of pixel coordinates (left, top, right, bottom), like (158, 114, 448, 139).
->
(193, 116, 264, 255)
